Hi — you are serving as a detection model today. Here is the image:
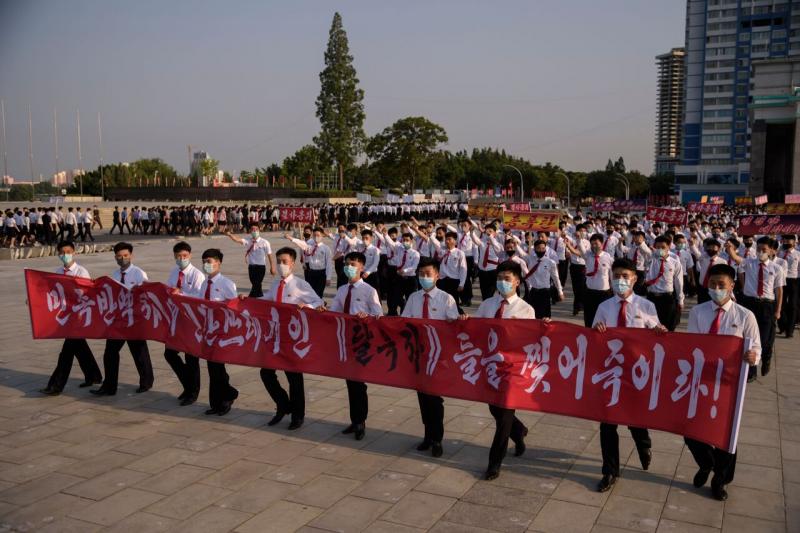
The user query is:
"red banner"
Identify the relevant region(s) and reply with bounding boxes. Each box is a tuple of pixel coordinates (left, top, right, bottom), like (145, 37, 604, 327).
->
(502, 210, 560, 232)
(507, 203, 531, 212)
(785, 194, 800, 204)
(737, 214, 800, 236)
(766, 203, 800, 214)
(754, 194, 768, 206)
(687, 202, 722, 215)
(279, 207, 315, 223)
(592, 200, 647, 213)
(646, 206, 688, 225)
(734, 197, 754, 206)
(25, 270, 748, 451)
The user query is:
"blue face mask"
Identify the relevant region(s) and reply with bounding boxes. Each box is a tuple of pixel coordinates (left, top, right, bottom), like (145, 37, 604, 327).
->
(203, 262, 215, 275)
(176, 258, 191, 269)
(419, 276, 435, 290)
(343, 265, 358, 279)
(59, 254, 73, 265)
(496, 280, 514, 296)
(709, 288, 728, 304)
(612, 279, 631, 296)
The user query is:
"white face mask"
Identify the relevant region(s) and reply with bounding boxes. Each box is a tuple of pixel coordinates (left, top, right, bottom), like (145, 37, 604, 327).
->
(709, 288, 729, 305)
(758, 252, 770, 263)
(277, 263, 292, 278)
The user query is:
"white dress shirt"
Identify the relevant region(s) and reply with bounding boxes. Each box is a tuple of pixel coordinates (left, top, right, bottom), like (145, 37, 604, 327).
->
(56, 262, 90, 279)
(167, 263, 205, 298)
(328, 279, 383, 316)
(645, 254, 684, 305)
(688, 299, 762, 363)
(549, 235, 567, 261)
(392, 247, 421, 278)
(624, 242, 651, 271)
(568, 236, 590, 266)
(593, 293, 660, 328)
(584, 251, 614, 291)
(263, 274, 323, 307)
(475, 293, 536, 319)
(472, 232, 503, 271)
(741, 258, 785, 300)
(242, 237, 273, 266)
(361, 244, 380, 275)
(401, 287, 459, 320)
(112, 264, 149, 289)
(600, 234, 620, 257)
(438, 247, 468, 287)
(523, 255, 563, 293)
(290, 237, 333, 278)
(696, 254, 728, 287)
(780, 247, 799, 279)
(199, 273, 237, 301)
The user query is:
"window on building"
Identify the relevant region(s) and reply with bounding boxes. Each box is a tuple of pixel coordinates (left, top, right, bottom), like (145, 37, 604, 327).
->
(773, 43, 787, 52)
(773, 29, 788, 38)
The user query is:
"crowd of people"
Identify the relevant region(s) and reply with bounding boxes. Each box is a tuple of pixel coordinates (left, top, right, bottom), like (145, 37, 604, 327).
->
(32, 200, 799, 502)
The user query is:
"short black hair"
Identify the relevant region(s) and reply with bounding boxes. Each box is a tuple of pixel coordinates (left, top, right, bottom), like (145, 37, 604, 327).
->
(249, 222, 260, 229)
(533, 239, 547, 248)
(589, 233, 605, 244)
(361, 229, 373, 237)
(496, 260, 522, 280)
(445, 231, 458, 240)
(612, 257, 637, 274)
(56, 240, 75, 252)
(401, 232, 414, 240)
(708, 263, 736, 281)
(344, 251, 366, 265)
(654, 236, 671, 246)
(202, 248, 224, 262)
(703, 237, 721, 248)
(173, 241, 192, 254)
(417, 256, 439, 272)
(275, 247, 297, 261)
(782, 234, 797, 241)
(346, 223, 358, 231)
(113, 242, 133, 254)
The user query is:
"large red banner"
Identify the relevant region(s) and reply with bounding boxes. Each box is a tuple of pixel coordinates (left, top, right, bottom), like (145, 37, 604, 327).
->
(502, 210, 560, 232)
(687, 202, 722, 215)
(279, 207, 315, 223)
(24, 270, 748, 452)
(737, 214, 800, 236)
(592, 200, 647, 213)
(646, 206, 688, 225)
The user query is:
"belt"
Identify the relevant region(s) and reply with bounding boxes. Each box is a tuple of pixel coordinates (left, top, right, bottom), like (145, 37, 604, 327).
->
(748, 297, 775, 303)
(308, 268, 326, 273)
(648, 291, 674, 297)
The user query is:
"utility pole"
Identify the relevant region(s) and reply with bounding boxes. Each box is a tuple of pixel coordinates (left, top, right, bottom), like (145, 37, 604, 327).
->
(53, 107, 60, 178)
(28, 105, 35, 187)
(77, 108, 83, 197)
(98, 112, 104, 199)
(0, 99, 7, 182)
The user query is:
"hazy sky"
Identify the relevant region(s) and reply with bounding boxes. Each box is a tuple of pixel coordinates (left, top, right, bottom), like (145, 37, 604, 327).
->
(0, 0, 685, 181)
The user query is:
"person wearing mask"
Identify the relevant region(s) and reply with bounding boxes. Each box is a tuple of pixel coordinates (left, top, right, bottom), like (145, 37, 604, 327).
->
(164, 241, 205, 405)
(90, 242, 154, 396)
(359, 229, 381, 294)
(402, 257, 465, 457)
(199, 249, 239, 415)
(324, 252, 383, 440)
(435, 231, 468, 313)
(385, 232, 421, 315)
(226, 223, 275, 297)
(565, 233, 614, 327)
(565, 224, 590, 316)
(39, 241, 103, 395)
(694, 238, 727, 304)
(255, 247, 324, 430)
(622, 230, 651, 296)
(472, 223, 504, 301)
(645, 236, 684, 331)
(522, 239, 563, 318)
(684, 264, 761, 501)
(592, 258, 665, 491)
(673, 233, 696, 299)
(286, 227, 333, 298)
(778, 234, 798, 338)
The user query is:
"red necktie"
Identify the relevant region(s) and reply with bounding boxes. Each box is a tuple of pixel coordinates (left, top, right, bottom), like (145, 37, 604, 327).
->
(524, 260, 542, 282)
(494, 299, 507, 318)
(632, 248, 638, 265)
(702, 263, 712, 288)
(399, 250, 407, 270)
(708, 306, 724, 334)
(306, 244, 318, 257)
(646, 259, 665, 287)
(63, 267, 69, 275)
(245, 240, 256, 257)
(422, 293, 430, 319)
(602, 238, 609, 252)
(757, 262, 764, 297)
(276, 279, 286, 303)
(344, 284, 354, 314)
(618, 298, 627, 327)
(177, 270, 184, 289)
(586, 253, 600, 277)
(204, 279, 213, 300)
(482, 242, 491, 268)
(120, 271, 126, 285)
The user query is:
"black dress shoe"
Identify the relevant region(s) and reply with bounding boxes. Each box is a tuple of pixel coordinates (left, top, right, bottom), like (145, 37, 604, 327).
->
(431, 442, 443, 458)
(268, 410, 286, 427)
(79, 380, 101, 388)
(204, 407, 219, 415)
(39, 387, 61, 396)
(638, 448, 652, 471)
(354, 424, 366, 440)
(177, 390, 188, 401)
(416, 440, 432, 451)
(136, 385, 151, 394)
(90, 387, 116, 396)
(179, 394, 198, 406)
(693, 469, 710, 488)
(342, 423, 356, 434)
(711, 480, 728, 501)
(484, 468, 500, 481)
(761, 360, 771, 376)
(514, 439, 526, 457)
(216, 401, 233, 416)
(287, 419, 304, 431)
(747, 373, 756, 383)
(597, 474, 617, 492)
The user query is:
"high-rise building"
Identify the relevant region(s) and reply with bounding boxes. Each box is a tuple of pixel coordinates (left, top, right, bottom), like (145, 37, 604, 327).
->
(675, 0, 800, 202)
(655, 48, 686, 175)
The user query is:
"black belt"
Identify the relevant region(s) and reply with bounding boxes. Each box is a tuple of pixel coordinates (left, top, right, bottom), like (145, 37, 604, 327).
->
(748, 297, 775, 303)
(648, 291, 674, 297)
(308, 268, 326, 273)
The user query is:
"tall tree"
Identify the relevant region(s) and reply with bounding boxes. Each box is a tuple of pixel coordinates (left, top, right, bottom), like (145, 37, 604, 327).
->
(367, 116, 448, 193)
(314, 12, 366, 190)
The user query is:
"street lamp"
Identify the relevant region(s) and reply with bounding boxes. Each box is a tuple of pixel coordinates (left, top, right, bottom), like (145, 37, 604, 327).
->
(503, 164, 524, 202)
(615, 172, 630, 200)
(555, 171, 570, 209)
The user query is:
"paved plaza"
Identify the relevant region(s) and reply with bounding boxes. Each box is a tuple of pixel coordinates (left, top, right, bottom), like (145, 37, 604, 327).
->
(0, 232, 797, 532)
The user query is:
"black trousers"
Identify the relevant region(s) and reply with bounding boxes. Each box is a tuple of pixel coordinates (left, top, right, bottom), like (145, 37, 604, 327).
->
(697, 287, 710, 304)
(164, 347, 200, 396)
(487, 404, 527, 470)
(248, 264, 266, 298)
(82, 223, 94, 242)
(779, 278, 798, 335)
(417, 392, 444, 443)
(260, 368, 305, 421)
(583, 289, 612, 327)
(461, 256, 475, 306)
(346, 379, 368, 424)
(388, 275, 417, 316)
(437, 277, 463, 314)
(557, 259, 569, 287)
(378, 255, 390, 299)
(207, 362, 238, 410)
(526, 287, 552, 318)
(477, 269, 498, 301)
(633, 270, 647, 296)
(741, 296, 776, 364)
(305, 268, 327, 298)
(101, 339, 154, 393)
(648, 292, 678, 331)
(684, 437, 736, 485)
(47, 338, 102, 392)
(109, 221, 122, 234)
(569, 264, 587, 313)
(364, 272, 380, 295)
(600, 423, 651, 476)
(335, 257, 347, 288)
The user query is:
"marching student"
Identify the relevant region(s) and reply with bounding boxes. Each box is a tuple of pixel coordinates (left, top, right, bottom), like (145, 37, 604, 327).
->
(402, 257, 465, 457)
(256, 247, 324, 430)
(565, 224, 590, 316)
(725, 237, 784, 380)
(39, 241, 103, 395)
(225, 223, 275, 297)
(565, 233, 614, 327)
(592, 258, 665, 492)
(778, 234, 798, 338)
(331, 223, 350, 288)
(325, 251, 383, 440)
(359, 229, 381, 294)
(474, 260, 536, 481)
(164, 241, 205, 405)
(90, 242, 154, 396)
(693, 237, 727, 304)
(286, 227, 333, 298)
(645, 236, 684, 331)
(684, 264, 761, 501)
(384, 231, 421, 316)
(199, 249, 239, 415)
(435, 231, 468, 313)
(472, 223, 503, 301)
(455, 218, 477, 307)
(673, 233, 696, 299)
(522, 239, 564, 318)
(621, 230, 651, 296)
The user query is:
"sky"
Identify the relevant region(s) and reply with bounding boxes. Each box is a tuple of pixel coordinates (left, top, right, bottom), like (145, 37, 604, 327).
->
(0, 0, 685, 182)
